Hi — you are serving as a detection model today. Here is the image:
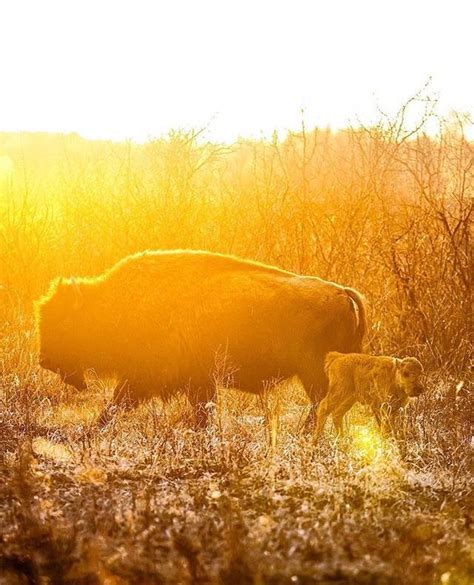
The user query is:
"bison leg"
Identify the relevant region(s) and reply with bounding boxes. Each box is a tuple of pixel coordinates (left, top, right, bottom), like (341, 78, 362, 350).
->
(314, 396, 331, 440)
(302, 403, 318, 433)
(299, 365, 328, 433)
(187, 386, 215, 428)
(96, 382, 139, 428)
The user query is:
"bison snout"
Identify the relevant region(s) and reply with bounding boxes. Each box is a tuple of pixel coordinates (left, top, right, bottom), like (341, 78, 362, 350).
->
(408, 384, 424, 397)
(39, 356, 51, 369)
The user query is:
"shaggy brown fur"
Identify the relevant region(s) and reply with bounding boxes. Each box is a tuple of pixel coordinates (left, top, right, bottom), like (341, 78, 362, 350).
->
(36, 250, 366, 427)
(314, 352, 424, 439)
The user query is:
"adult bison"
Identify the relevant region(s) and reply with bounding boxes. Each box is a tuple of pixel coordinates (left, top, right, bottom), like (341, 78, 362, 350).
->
(36, 250, 366, 428)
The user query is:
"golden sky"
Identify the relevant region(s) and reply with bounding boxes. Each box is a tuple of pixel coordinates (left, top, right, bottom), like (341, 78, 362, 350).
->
(0, 0, 472, 142)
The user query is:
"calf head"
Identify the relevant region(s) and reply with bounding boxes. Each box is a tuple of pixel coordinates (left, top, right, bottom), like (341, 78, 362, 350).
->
(396, 357, 425, 397)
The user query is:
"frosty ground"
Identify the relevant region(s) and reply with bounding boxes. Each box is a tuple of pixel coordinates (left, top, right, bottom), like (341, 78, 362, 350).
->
(0, 378, 472, 585)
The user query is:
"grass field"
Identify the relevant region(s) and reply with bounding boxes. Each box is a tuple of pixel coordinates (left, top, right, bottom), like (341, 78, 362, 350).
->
(0, 113, 472, 583)
(0, 332, 472, 584)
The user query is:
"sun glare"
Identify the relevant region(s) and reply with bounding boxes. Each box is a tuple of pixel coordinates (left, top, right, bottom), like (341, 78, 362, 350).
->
(350, 425, 385, 464)
(0, 156, 13, 181)
(349, 423, 403, 471)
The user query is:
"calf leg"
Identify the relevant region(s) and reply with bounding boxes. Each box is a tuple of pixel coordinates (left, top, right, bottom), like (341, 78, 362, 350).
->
(314, 384, 354, 441)
(331, 398, 355, 437)
(370, 403, 393, 436)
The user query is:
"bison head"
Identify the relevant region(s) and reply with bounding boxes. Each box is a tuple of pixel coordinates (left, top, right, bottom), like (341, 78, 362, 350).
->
(36, 277, 87, 390)
(396, 357, 425, 397)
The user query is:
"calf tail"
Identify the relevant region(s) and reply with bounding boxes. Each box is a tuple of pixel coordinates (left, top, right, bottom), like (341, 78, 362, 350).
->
(324, 351, 344, 376)
(345, 287, 367, 351)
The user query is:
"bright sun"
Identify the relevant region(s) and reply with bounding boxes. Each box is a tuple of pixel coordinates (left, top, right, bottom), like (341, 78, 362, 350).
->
(0, 0, 472, 142)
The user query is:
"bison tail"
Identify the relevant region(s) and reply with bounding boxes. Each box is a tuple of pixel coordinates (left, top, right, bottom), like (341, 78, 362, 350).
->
(344, 287, 366, 350)
(324, 351, 345, 375)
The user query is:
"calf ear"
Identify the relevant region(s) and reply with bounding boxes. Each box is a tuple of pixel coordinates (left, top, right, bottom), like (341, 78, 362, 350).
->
(401, 357, 424, 372)
(414, 358, 423, 372)
(395, 358, 412, 378)
(400, 360, 410, 376)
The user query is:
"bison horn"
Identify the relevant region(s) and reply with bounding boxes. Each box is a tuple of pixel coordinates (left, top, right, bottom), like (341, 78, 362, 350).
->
(70, 277, 83, 311)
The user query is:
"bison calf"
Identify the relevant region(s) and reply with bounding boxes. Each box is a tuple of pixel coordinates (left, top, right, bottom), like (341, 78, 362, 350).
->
(314, 352, 424, 439)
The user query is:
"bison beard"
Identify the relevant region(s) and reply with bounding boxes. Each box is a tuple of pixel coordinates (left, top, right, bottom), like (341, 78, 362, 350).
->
(36, 250, 366, 430)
